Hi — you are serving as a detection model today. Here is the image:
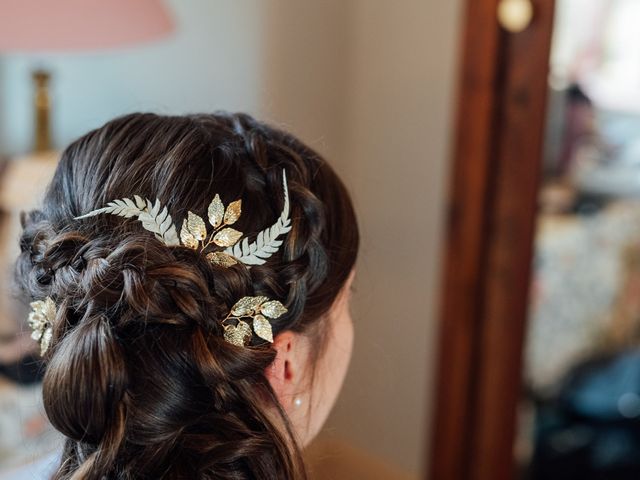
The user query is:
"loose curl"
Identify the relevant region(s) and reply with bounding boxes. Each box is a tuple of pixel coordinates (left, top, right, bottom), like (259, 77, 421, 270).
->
(13, 112, 359, 479)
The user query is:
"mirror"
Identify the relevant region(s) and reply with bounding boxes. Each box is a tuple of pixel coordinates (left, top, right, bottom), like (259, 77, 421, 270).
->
(519, 0, 640, 478)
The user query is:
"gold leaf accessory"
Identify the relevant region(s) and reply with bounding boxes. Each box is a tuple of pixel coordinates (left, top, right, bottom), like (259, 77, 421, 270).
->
(222, 296, 288, 346)
(73, 168, 292, 268)
(27, 296, 56, 355)
(26, 292, 288, 353)
(57, 169, 293, 349)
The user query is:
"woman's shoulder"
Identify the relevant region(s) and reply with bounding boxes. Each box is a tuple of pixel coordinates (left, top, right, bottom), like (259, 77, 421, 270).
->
(0, 450, 61, 480)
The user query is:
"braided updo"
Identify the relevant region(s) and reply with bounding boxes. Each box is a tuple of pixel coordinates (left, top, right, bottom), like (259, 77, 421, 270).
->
(13, 112, 359, 479)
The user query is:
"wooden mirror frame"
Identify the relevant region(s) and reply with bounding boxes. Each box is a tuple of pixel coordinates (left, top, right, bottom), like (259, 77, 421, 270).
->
(427, 1, 555, 479)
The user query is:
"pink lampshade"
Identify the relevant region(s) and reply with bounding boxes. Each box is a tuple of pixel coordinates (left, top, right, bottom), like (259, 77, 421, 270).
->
(0, 0, 173, 52)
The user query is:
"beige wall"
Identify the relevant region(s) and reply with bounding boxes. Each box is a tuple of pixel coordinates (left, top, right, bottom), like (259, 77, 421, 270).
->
(260, 1, 351, 169)
(262, 0, 463, 475)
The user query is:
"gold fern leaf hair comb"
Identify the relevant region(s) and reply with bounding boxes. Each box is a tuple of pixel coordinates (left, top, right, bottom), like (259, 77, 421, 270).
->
(222, 295, 288, 346)
(73, 168, 292, 268)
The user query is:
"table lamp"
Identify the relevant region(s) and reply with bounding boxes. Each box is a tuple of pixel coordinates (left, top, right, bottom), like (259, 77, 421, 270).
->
(0, 0, 174, 153)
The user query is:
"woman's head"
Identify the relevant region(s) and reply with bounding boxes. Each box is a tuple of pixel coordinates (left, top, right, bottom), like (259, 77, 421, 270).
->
(14, 112, 359, 479)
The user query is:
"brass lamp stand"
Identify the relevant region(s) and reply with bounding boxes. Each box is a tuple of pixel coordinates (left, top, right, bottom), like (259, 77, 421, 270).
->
(32, 69, 51, 153)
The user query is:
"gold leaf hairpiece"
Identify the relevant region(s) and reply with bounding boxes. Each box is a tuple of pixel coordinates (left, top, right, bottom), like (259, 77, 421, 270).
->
(69, 169, 293, 348)
(222, 295, 288, 346)
(26, 293, 288, 352)
(27, 296, 56, 355)
(73, 169, 292, 268)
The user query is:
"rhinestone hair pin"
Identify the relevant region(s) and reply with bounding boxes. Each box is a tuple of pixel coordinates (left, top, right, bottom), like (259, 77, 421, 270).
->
(27, 169, 292, 353)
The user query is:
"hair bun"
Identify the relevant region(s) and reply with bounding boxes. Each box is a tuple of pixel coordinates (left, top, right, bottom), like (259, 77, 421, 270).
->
(43, 312, 127, 446)
(12, 111, 359, 478)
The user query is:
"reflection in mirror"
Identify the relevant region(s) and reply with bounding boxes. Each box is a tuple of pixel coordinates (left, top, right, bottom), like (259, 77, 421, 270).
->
(519, 1, 640, 478)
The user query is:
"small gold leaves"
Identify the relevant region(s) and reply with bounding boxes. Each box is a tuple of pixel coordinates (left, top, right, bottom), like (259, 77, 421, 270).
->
(27, 296, 56, 355)
(224, 199, 242, 225)
(259, 300, 288, 319)
(208, 194, 225, 228)
(186, 211, 207, 241)
(253, 314, 273, 342)
(206, 251, 239, 267)
(177, 193, 244, 262)
(223, 320, 252, 347)
(213, 227, 243, 247)
(180, 218, 199, 249)
(231, 296, 269, 316)
(223, 295, 286, 346)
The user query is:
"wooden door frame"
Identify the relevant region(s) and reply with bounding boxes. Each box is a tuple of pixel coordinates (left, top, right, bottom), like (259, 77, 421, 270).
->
(427, 1, 555, 479)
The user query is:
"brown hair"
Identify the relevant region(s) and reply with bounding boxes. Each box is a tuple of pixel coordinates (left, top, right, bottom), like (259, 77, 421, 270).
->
(13, 112, 359, 479)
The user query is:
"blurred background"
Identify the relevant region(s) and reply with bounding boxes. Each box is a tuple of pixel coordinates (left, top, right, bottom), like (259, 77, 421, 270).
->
(0, 1, 463, 478)
(518, 0, 640, 478)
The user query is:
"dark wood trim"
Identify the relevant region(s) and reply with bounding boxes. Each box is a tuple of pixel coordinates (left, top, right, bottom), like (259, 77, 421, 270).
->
(427, 1, 555, 479)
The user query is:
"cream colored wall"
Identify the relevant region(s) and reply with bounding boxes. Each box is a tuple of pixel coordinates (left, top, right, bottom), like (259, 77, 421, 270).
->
(259, 2, 351, 170)
(262, 0, 463, 475)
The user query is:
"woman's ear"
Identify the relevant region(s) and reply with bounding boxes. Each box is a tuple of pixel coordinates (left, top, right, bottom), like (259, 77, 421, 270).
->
(265, 330, 310, 412)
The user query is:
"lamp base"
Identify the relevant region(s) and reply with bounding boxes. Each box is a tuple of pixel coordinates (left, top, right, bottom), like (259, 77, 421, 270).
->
(32, 69, 52, 153)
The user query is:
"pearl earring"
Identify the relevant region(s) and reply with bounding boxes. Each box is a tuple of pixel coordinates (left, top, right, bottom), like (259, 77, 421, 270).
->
(293, 397, 302, 408)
